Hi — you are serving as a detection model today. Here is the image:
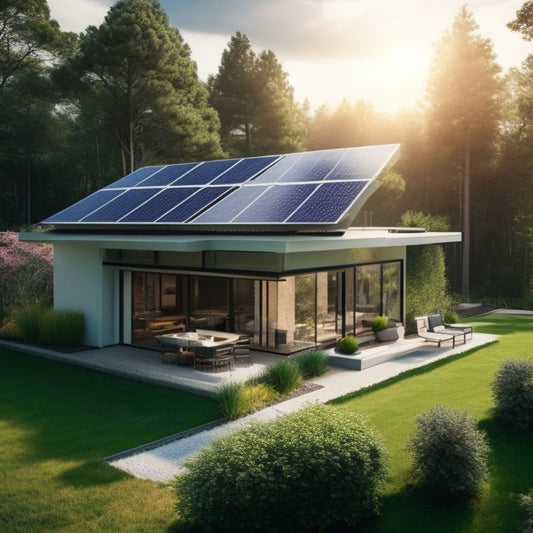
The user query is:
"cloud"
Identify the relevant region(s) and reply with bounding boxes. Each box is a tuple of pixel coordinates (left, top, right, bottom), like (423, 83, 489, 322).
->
(162, 0, 416, 61)
(48, 0, 113, 33)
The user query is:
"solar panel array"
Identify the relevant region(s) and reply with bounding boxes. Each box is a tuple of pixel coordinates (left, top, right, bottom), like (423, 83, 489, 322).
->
(43, 144, 400, 232)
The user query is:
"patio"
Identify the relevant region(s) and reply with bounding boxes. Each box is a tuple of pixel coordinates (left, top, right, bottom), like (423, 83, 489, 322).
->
(0, 331, 497, 398)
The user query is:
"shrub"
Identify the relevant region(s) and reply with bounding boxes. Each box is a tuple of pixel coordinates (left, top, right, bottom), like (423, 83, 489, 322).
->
(254, 359, 303, 395)
(372, 316, 389, 332)
(14, 300, 49, 343)
(293, 350, 330, 378)
(0, 232, 52, 316)
(173, 404, 389, 532)
(407, 404, 489, 500)
(492, 359, 533, 431)
(40, 309, 85, 348)
(217, 382, 247, 420)
(444, 310, 460, 324)
(515, 489, 533, 533)
(217, 382, 278, 420)
(337, 335, 359, 354)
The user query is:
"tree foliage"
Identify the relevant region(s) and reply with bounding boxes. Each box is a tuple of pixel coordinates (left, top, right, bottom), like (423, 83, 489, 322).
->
(426, 6, 503, 295)
(208, 32, 306, 156)
(57, 0, 223, 175)
(508, 1, 533, 40)
(0, 0, 60, 88)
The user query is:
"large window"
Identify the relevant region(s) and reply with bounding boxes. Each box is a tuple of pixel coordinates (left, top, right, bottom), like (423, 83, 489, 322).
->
(354, 262, 402, 334)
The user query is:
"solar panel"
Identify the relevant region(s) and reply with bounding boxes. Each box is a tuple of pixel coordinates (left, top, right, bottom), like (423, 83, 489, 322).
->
(41, 144, 400, 232)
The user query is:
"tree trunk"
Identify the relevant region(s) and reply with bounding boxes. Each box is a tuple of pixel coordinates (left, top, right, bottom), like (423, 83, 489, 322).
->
(462, 145, 471, 296)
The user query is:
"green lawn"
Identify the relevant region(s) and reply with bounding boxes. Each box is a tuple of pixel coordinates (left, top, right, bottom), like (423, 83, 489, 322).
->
(329, 313, 533, 532)
(1, 313, 532, 532)
(0, 349, 219, 532)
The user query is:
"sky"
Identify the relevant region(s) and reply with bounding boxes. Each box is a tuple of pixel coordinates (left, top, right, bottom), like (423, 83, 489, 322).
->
(48, 0, 532, 113)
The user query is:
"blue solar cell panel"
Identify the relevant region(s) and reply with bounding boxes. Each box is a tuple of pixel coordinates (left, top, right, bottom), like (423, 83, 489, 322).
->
(103, 166, 162, 189)
(325, 145, 397, 181)
(234, 184, 317, 223)
(174, 159, 237, 185)
(277, 150, 342, 182)
(121, 187, 198, 222)
(287, 181, 368, 223)
(249, 153, 301, 184)
(43, 189, 124, 223)
(192, 185, 270, 223)
(138, 163, 199, 187)
(83, 188, 157, 222)
(210, 156, 279, 185)
(158, 186, 233, 222)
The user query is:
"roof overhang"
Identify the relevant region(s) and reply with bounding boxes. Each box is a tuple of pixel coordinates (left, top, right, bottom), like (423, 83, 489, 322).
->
(20, 227, 461, 254)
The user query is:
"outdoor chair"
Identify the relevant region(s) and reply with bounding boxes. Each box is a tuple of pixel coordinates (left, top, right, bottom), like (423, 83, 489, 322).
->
(415, 316, 456, 348)
(232, 337, 252, 366)
(427, 314, 472, 344)
(194, 346, 233, 372)
(156, 336, 180, 363)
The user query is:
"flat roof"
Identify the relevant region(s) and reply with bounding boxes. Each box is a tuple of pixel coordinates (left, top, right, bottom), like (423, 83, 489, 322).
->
(20, 227, 461, 254)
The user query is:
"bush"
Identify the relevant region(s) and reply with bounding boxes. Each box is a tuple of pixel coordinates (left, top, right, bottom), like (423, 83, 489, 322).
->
(516, 490, 533, 533)
(254, 359, 303, 395)
(444, 310, 460, 324)
(407, 404, 489, 500)
(39, 309, 85, 348)
(173, 404, 389, 532)
(337, 335, 359, 354)
(14, 300, 49, 343)
(492, 359, 533, 431)
(11, 303, 85, 348)
(372, 316, 389, 332)
(217, 382, 278, 420)
(293, 350, 330, 378)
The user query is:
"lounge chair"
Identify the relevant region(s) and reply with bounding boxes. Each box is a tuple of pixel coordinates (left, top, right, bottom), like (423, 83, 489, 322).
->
(415, 316, 456, 347)
(427, 314, 472, 344)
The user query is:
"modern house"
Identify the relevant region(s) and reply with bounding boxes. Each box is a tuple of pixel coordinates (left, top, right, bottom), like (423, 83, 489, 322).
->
(21, 144, 461, 353)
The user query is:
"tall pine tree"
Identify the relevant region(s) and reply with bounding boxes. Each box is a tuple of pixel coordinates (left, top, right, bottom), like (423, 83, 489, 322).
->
(426, 6, 503, 295)
(208, 32, 306, 157)
(58, 0, 223, 176)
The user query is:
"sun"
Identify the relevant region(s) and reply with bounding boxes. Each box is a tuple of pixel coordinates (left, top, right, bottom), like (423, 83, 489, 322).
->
(368, 42, 430, 112)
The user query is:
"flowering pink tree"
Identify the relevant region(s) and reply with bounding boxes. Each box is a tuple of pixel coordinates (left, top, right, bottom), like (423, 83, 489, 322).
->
(0, 232, 53, 315)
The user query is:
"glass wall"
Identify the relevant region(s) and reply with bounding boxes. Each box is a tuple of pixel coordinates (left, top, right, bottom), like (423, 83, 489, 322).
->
(128, 259, 402, 351)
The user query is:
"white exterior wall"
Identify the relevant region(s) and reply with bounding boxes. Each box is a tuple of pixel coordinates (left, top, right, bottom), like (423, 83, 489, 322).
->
(53, 243, 117, 347)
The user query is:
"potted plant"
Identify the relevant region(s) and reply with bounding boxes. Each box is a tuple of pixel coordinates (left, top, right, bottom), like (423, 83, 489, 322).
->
(372, 316, 400, 342)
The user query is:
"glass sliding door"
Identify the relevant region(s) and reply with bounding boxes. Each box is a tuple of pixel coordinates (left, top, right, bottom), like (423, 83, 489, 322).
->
(131, 272, 186, 346)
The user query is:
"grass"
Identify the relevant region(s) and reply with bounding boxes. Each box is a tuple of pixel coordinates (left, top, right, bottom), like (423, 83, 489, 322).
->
(1, 313, 532, 532)
(329, 313, 533, 532)
(0, 348, 218, 532)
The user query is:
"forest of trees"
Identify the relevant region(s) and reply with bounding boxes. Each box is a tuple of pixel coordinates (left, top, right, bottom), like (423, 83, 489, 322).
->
(2, 0, 533, 306)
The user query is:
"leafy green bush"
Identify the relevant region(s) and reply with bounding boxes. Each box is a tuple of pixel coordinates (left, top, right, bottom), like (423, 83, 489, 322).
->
(173, 404, 389, 532)
(217, 382, 278, 420)
(407, 404, 489, 500)
(492, 359, 533, 431)
(444, 310, 460, 324)
(14, 300, 49, 343)
(337, 335, 359, 354)
(372, 316, 389, 332)
(254, 359, 303, 395)
(293, 350, 330, 378)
